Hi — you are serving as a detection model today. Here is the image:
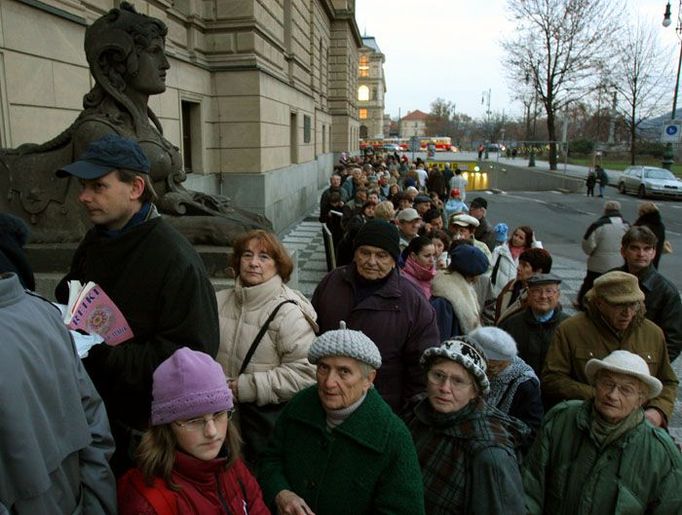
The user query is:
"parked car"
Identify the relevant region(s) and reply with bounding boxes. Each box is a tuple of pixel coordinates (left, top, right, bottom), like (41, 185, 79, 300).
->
(618, 166, 682, 199)
(383, 143, 402, 152)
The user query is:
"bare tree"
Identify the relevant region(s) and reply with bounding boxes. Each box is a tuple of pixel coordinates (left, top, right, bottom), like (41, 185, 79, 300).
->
(426, 98, 455, 136)
(610, 22, 671, 164)
(503, 0, 620, 169)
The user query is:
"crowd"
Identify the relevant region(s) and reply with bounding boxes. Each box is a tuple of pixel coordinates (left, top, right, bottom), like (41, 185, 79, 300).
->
(0, 137, 681, 514)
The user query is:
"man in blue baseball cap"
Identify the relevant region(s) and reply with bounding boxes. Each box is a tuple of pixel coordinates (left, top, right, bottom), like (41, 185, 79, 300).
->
(55, 134, 220, 476)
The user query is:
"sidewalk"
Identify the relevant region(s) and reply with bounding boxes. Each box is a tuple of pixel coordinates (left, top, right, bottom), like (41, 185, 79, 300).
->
(495, 156, 624, 186)
(281, 198, 682, 442)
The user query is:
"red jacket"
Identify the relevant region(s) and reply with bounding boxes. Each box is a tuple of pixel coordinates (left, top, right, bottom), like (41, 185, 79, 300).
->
(118, 452, 270, 514)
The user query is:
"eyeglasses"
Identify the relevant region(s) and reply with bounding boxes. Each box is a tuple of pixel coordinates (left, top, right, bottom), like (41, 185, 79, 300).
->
(427, 369, 473, 390)
(174, 410, 232, 432)
(595, 378, 641, 398)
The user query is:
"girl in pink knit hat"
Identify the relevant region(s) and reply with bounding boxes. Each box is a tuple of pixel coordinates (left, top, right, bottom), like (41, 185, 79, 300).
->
(117, 347, 269, 514)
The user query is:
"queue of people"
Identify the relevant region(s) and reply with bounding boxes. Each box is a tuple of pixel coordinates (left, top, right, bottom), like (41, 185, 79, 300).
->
(1, 141, 681, 514)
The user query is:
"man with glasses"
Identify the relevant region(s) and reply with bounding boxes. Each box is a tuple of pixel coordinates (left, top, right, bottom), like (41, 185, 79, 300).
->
(616, 226, 682, 362)
(541, 271, 677, 428)
(525, 350, 682, 514)
(499, 273, 570, 377)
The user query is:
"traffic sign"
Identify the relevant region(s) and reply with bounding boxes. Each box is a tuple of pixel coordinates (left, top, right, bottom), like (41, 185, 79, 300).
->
(661, 120, 682, 142)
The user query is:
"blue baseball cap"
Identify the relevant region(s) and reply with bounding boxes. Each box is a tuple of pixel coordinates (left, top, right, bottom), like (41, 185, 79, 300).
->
(57, 134, 151, 179)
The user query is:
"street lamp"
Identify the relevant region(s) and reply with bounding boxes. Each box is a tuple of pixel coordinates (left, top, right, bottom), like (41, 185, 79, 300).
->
(662, 1, 682, 170)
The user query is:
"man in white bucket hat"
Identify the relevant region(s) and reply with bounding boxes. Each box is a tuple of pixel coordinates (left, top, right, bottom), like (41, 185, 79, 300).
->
(524, 350, 682, 514)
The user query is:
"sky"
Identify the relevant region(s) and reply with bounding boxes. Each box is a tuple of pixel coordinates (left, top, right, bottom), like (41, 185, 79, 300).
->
(355, 0, 680, 121)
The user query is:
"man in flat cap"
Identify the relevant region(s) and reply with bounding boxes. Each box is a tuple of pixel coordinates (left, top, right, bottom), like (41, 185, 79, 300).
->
(54, 134, 219, 474)
(499, 273, 570, 377)
(542, 271, 677, 428)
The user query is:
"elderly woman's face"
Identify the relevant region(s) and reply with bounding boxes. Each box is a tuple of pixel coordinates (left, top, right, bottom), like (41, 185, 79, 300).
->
(126, 36, 169, 95)
(426, 360, 478, 414)
(239, 239, 278, 286)
(593, 370, 645, 423)
(316, 356, 375, 411)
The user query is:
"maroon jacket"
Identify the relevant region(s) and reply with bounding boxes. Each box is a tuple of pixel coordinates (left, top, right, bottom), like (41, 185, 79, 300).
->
(312, 265, 440, 412)
(117, 452, 270, 514)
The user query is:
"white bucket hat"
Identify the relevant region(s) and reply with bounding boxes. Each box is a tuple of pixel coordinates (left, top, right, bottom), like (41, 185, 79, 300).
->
(585, 350, 662, 399)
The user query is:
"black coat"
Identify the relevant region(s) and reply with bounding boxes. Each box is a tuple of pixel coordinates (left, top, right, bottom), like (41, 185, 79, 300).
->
(0, 213, 35, 290)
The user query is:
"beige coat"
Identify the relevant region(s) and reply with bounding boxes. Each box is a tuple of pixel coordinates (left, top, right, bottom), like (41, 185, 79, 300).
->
(216, 275, 318, 405)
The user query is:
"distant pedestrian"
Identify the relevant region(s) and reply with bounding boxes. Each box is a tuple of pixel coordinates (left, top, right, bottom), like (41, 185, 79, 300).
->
(585, 169, 596, 197)
(478, 144, 485, 160)
(449, 168, 468, 201)
(576, 200, 628, 308)
(595, 165, 608, 197)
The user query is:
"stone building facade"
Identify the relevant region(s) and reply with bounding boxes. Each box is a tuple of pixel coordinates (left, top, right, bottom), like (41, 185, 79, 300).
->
(357, 35, 385, 140)
(400, 110, 428, 138)
(0, 0, 362, 232)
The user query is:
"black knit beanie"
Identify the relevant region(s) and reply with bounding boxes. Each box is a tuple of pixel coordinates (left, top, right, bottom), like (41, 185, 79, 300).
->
(353, 220, 400, 262)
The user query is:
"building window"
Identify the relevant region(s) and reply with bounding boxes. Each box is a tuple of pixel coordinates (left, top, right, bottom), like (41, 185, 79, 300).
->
(360, 125, 368, 139)
(371, 87, 377, 100)
(359, 55, 369, 78)
(290, 112, 298, 164)
(181, 100, 202, 173)
(359, 109, 368, 120)
(358, 85, 369, 101)
(303, 115, 311, 143)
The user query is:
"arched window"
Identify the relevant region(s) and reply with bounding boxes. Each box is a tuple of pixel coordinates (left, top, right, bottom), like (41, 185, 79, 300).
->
(358, 85, 369, 101)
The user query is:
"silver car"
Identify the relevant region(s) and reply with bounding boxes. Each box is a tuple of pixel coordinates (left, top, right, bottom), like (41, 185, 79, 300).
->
(617, 166, 682, 199)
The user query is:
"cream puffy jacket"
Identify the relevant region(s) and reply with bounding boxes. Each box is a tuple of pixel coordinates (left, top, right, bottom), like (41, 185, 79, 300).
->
(216, 275, 318, 405)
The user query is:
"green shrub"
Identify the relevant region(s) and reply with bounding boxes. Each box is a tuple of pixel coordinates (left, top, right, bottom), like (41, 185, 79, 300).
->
(569, 139, 594, 155)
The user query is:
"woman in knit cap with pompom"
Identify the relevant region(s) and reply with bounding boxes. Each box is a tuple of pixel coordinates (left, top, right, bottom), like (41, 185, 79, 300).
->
(405, 339, 529, 514)
(117, 348, 269, 514)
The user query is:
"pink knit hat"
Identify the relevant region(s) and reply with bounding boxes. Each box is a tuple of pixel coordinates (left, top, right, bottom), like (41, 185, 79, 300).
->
(151, 347, 233, 425)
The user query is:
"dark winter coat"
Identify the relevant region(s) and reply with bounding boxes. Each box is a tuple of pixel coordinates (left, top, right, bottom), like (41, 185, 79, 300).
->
(0, 213, 35, 290)
(616, 263, 682, 362)
(634, 210, 666, 268)
(55, 215, 220, 431)
(499, 306, 571, 377)
(259, 386, 425, 515)
(311, 265, 440, 412)
(405, 396, 527, 515)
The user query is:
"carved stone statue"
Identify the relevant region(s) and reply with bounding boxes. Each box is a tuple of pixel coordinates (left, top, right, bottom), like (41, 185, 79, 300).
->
(0, 2, 270, 244)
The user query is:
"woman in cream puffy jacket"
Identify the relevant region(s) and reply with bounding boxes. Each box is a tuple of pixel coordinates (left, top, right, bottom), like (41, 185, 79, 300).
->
(216, 230, 318, 464)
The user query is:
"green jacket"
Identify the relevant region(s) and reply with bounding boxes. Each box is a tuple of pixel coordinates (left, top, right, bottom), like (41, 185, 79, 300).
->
(541, 300, 678, 420)
(258, 386, 425, 515)
(523, 400, 682, 515)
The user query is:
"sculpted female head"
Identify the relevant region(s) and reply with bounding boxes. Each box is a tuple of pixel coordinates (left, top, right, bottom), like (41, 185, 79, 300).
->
(84, 2, 169, 99)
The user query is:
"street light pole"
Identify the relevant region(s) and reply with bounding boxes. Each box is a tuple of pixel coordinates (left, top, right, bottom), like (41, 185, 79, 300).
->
(662, 1, 682, 170)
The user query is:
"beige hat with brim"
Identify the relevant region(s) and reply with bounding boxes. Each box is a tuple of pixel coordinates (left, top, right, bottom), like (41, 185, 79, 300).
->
(585, 350, 662, 399)
(585, 271, 644, 304)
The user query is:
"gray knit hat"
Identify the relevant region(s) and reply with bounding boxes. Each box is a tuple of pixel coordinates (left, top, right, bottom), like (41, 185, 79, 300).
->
(308, 321, 382, 369)
(420, 339, 490, 394)
(467, 327, 518, 361)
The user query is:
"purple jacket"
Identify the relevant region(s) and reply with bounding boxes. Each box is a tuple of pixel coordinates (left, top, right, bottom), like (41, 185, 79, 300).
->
(312, 265, 440, 412)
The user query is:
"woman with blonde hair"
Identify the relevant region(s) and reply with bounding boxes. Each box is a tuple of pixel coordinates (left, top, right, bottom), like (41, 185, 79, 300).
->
(374, 200, 396, 222)
(216, 230, 317, 467)
(117, 348, 269, 514)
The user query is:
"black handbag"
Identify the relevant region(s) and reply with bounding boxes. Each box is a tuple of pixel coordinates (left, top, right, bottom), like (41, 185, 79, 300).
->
(236, 299, 296, 468)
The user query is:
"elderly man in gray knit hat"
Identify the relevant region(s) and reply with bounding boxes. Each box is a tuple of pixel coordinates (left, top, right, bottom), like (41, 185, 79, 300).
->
(259, 322, 425, 515)
(525, 350, 682, 514)
(542, 270, 678, 428)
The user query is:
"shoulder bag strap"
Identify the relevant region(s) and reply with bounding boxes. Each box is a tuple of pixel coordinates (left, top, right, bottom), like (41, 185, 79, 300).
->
(239, 300, 297, 375)
(491, 253, 503, 286)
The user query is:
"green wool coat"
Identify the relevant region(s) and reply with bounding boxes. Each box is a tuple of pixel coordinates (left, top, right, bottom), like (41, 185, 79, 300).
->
(523, 400, 682, 514)
(258, 386, 425, 515)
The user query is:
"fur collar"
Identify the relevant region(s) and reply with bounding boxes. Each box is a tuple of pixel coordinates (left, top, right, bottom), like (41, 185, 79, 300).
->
(431, 271, 481, 333)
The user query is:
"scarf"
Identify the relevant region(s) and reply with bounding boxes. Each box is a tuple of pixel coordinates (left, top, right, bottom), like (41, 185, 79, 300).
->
(487, 357, 538, 414)
(509, 244, 524, 261)
(95, 201, 155, 239)
(402, 255, 436, 298)
(590, 402, 644, 449)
